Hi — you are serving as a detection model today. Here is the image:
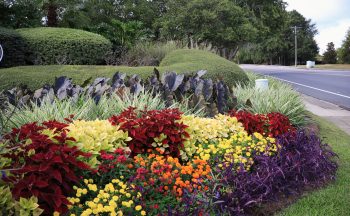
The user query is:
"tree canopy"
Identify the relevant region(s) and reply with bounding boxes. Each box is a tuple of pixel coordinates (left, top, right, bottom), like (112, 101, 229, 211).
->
(339, 28, 350, 64)
(0, 0, 320, 65)
(323, 42, 337, 64)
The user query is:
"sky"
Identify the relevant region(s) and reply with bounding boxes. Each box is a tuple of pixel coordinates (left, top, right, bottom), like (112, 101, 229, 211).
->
(285, 0, 350, 54)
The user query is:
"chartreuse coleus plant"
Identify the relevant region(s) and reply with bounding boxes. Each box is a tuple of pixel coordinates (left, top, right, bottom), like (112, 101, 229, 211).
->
(66, 119, 131, 167)
(0, 186, 44, 216)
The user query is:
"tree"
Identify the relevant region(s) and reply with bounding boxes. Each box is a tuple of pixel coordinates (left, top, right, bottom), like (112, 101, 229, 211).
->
(339, 28, 350, 64)
(323, 42, 337, 64)
(236, 0, 288, 64)
(160, 0, 257, 60)
(0, 0, 42, 28)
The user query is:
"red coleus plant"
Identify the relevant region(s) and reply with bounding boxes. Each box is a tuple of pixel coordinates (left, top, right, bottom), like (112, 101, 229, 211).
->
(266, 112, 296, 137)
(228, 110, 295, 137)
(2, 120, 92, 215)
(109, 107, 189, 158)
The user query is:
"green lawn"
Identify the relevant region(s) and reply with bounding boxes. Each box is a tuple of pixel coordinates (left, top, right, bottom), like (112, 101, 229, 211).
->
(279, 113, 350, 216)
(0, 49, 247, 90)
(297, 64, 350, 70)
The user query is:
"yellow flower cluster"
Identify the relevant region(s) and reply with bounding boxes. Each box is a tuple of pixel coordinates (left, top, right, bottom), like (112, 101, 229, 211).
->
(180, 114, 245, 160)
(66, 119, 131, 166)
(196, 131, 277, 170)
(68, 178, 144, 216)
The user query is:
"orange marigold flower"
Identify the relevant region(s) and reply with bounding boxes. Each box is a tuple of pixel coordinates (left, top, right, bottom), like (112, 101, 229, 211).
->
(193, 173, 199, 179)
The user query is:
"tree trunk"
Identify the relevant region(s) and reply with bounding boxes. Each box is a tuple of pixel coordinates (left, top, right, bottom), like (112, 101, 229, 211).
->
(228, 46, 239, 61)
(47, 3, 58, 27)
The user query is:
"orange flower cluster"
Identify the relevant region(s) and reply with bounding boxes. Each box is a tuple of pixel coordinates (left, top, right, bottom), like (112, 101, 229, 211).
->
(133, 154, 211, 198)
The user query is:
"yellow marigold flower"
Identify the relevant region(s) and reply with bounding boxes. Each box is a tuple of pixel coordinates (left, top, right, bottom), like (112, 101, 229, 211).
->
(53, 211, 60, 216)
(141, 210, 146, 215)
(122, 201, 131, 208)
(82, 188, 88, 195)
(135, 205, 142, 211)
(97, 203, 104, 212)
(81, 209, 92, 216)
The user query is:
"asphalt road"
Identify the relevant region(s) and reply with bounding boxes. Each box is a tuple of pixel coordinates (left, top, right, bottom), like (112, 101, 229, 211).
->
(240, 64, 350, 109)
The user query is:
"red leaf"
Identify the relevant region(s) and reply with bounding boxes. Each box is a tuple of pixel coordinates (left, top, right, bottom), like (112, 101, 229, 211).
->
(52, 170, 62, 183)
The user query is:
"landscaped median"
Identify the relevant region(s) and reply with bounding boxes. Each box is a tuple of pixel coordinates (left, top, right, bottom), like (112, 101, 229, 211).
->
(0, 50, 345, 215)
(0, 108, 337, 215)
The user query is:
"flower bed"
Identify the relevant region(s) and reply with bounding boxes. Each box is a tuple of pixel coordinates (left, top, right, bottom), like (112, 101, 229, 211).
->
(0, 109, 337, 215)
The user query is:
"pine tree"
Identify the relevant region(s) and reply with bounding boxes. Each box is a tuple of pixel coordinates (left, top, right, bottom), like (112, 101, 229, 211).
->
(323, 42, 337, 64)
(339, 28, 350, 63)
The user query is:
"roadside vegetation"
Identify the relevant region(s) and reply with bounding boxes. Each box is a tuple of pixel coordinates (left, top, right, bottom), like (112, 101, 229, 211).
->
(0, 49, 247, 90)
(0, 0, 348, 215)
(234, 72, 306, 126)
(279, 113, 350, 216)
(312, 64, 350, 70)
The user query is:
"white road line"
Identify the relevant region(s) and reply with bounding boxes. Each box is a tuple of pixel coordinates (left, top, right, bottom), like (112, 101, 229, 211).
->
(271, 77, 350, 99)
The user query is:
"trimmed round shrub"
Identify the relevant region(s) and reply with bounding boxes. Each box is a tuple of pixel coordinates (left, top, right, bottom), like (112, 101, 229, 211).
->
(0, 27, 27, 68)
(16, 27, 112, 65)
(0, 49, 248, 90)
(160, 49, 249, 87)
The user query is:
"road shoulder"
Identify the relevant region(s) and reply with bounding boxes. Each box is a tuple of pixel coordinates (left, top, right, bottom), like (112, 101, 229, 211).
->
(302, 94, 350, 135)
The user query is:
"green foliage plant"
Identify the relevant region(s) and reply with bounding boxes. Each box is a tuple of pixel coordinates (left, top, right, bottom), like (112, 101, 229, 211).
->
(0, 90, 203, 133)
(0, 27, 27, 68)
(121, 41, 182, 66)
(16, 27, 112, 65)
(160, 49, 249, 87)
(0, 49, 248, 90)
(0, 186, 44, 216)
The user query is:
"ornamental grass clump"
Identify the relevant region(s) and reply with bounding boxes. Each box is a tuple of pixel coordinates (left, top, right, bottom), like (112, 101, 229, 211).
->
(233, 75, 306, 127)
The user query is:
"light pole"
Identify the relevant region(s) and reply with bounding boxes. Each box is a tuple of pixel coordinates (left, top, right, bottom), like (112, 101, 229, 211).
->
(291, 26, 301, 67)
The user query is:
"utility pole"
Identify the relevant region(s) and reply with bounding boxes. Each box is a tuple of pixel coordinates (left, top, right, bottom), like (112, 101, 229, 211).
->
(291, 26, 301, 67)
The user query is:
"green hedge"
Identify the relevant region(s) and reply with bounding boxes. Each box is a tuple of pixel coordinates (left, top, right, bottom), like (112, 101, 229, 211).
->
(16, 27, 112, 65)
(0, 27, 27, 68)
(0, 49, 248, 90)
(160, 49, 248, 87)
